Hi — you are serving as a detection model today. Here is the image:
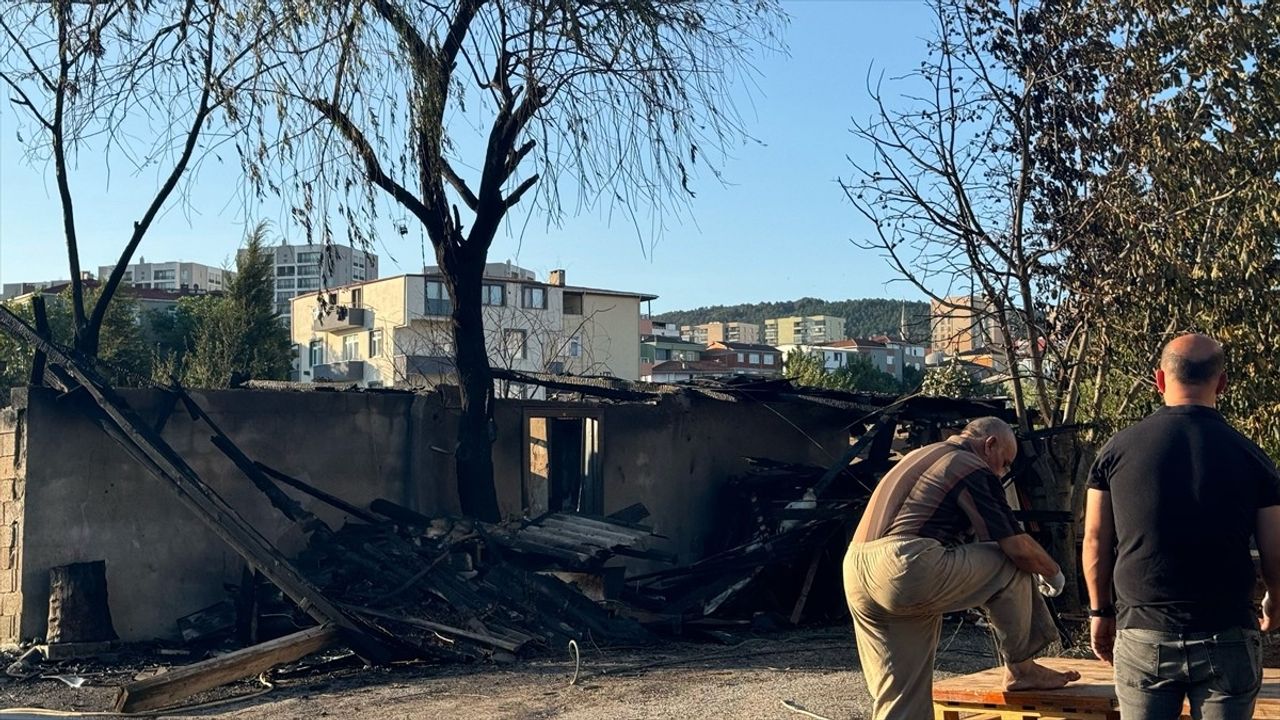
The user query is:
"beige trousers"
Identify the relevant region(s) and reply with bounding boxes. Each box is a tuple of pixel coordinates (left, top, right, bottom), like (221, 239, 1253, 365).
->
(843, 536, 1059, 720)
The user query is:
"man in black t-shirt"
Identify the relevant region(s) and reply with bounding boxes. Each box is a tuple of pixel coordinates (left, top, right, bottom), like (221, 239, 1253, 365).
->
(1083, 333, 1280, 719)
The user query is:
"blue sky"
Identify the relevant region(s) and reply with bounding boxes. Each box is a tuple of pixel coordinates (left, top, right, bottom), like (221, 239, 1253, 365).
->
(0, 0, 935, 313)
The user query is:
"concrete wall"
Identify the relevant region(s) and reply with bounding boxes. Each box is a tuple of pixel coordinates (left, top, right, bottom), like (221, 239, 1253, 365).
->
(1, 385, 847, 643)
(6, 387, 452, 644)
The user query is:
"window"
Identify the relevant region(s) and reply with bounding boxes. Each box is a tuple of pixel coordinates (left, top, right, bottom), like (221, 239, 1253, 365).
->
(296, 277, 320, 290)
(296, 251, 322, 264)
(764, 353, 775, 365)
(296, 264, 319, 277)
(276, 279, 296, 290)
(309, 340, 324, 367)
(504, 329, 528, 360)
(749, 353, 761, 364)
(153, 269, 176, 280)
(350, 288, 363, 307)
(886, 355, 895, 365)
(276, 291, 296, 303)
(123, 271, 133, 281)
(563, 292, 584, 315)
(425, 280, 451, 315)
(521, 286, 546, 309)
(482, 283, 505, 306)
(655, 348, 670, 361)
(369, 329, 383, 358)
(277, 266, 296, 276)
(736, 353, 745, 363)
(342, 334, 359, 361)
(276, 302, 291, 315)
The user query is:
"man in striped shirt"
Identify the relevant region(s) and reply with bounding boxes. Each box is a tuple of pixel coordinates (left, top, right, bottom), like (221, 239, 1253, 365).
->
(844, 417, 1078, 720)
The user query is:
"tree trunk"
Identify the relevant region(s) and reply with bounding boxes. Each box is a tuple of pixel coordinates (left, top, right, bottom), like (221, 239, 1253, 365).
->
(47, 561, 118, 644)
(448, 259, 501, 523)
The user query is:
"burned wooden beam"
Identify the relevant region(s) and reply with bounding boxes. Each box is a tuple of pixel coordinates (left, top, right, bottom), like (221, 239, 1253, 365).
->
(0, 306, 391, 663)
(114, 624, 339, 713)
(255, 462, 383, 525)
(344, 605, 527, 654)
(28, 295, 49, 387)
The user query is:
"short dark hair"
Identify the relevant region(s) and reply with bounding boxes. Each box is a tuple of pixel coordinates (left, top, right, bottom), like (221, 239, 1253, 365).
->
(1161, 346, 1225, 386)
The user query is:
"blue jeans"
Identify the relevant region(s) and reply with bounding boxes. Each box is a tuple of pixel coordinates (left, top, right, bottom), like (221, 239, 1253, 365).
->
(1114, 626, 1262, 720)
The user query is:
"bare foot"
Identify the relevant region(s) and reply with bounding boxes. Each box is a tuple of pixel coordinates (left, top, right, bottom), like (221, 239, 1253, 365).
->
(1003, 660, 1081, 691)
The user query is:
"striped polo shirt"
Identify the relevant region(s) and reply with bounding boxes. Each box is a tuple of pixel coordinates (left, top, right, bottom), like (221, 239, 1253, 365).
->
(852, 436, 1019, 546)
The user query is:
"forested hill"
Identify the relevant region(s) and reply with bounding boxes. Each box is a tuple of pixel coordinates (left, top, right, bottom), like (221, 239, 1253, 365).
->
(653, 298, 931, 343)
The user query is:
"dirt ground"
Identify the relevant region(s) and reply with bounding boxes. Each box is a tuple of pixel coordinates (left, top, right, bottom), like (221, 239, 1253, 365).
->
(0, 619, 1037, 719)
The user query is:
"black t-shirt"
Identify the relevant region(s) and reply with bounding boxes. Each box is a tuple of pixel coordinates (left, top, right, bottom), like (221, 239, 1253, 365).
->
(1088, 405, 1280, 632)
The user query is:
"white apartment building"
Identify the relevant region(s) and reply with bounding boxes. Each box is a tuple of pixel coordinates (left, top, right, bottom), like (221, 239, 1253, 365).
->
(290, 263, 655, 393)
(250, 244, 379, 322)
(100, 259, 230, 293)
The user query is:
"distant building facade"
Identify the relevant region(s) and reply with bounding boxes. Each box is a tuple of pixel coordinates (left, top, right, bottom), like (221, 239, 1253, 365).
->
(681, 321, 761, 345)
(100, 259, 230, 294)
(701, 341, 783, 377)
(2, 279, 71, 301)
(640, 335, 704, 379)
(291, 264, 653, 391)
(764, 315, 846, 347)
(930, 295, 995, 355)
(252, 244, 379, 322)
(641, 318, 682, 339)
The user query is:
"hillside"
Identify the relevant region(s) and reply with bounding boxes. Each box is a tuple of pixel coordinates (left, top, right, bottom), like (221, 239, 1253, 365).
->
(653, 298, 930, 343)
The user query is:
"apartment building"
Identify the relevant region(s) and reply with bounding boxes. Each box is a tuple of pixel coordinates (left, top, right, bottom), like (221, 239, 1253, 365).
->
(640, 318, 681, 339)
(701, 341, 784, 377)
(779, 338, 905, 382)
(2, 279, 72, 301)
(291, 264, 654, 391)
(763, 315, 846, 347)
(930, 295, 996, 355)
(252, 244, 379, 322)
(640, 335, 704, 379)
(680, 321, 761, 345)
(99, 259, 230, 293)
(870, 334, 928, 372)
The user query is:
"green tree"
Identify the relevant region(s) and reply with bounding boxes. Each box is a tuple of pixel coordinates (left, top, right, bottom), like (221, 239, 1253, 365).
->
(784, 349, 901, 394)
(901, 365, 925, 393)
(0, 288, 149, 391)
(920, 362, 979, 400)
(173, 224, 292, 389)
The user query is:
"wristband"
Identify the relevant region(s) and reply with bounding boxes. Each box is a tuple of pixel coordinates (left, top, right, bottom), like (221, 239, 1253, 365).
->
(1086, 606, 1115, 618)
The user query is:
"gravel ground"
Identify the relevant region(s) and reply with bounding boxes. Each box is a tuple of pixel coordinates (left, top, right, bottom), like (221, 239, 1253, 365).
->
(0, 619, 1016, 719)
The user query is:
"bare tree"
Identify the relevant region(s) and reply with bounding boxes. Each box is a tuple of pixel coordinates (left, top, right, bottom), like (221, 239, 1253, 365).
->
(842, 0, 1105, 431)
(249, 0, 783, 520)
(0, 0, 289, 357)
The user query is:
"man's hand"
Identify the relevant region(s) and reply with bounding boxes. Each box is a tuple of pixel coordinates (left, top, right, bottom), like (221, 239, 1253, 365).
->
(1091, 617, 1116, 664)
(1262, 592, 1280, 632)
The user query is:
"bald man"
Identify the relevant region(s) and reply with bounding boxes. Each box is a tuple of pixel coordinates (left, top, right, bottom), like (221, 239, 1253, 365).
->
(844, 417, 1078, 720)
(1084, 334, 1280, 719)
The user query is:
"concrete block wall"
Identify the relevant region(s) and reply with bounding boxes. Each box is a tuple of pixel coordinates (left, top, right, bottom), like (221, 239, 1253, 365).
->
(0, 405, 24, 646)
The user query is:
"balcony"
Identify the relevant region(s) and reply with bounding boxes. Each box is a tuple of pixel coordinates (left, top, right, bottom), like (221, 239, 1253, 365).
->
(313, 306, 368, 333)
(313, 360, 365, 382)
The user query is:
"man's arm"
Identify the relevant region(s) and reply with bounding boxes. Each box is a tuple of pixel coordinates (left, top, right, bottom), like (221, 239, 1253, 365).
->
(1256, 506, 1280, 630)
(996, 533, 1060, 577)
(1083, 488, 1116, 662)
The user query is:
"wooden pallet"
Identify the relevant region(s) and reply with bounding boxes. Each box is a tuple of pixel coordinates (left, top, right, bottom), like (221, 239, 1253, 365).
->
(932, 658, 1280, 720)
